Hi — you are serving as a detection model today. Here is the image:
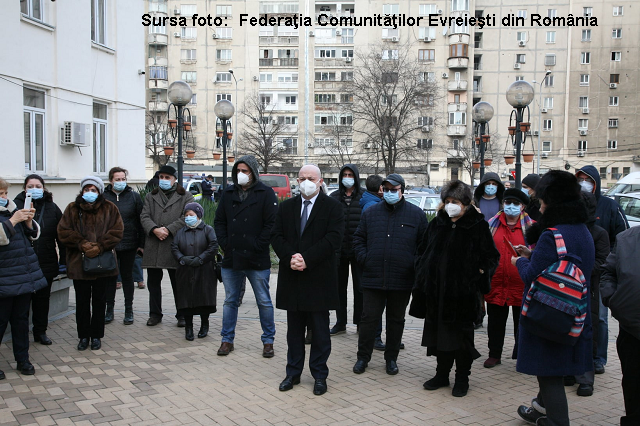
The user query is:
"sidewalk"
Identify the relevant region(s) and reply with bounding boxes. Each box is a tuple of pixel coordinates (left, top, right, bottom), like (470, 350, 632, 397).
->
(0, 272, 625, 425)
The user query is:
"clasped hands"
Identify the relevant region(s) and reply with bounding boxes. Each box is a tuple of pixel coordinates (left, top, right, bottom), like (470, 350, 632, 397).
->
(153, 226, 170, 241)
(81, 241, 101, 258)
(180, 256, 202, 267)
(290, 253, 307, 271)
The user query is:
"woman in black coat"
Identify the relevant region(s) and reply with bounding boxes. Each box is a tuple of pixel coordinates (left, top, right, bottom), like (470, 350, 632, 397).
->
(14, 174, 65, 346)
(413, 180, 500, 397)
(171, 203, 218, 341)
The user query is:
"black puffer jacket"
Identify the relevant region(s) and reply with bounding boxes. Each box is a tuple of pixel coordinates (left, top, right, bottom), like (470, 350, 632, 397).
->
(14, 191, 65, 278)
(103, 184, 145, 251)
(353, 197, 428, 291)
(330, 164, 363, 258)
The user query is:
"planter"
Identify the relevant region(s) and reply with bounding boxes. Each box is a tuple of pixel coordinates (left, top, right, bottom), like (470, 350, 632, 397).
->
(520, 122, 531, 133)
(227, 132, 233, 140)
(482, 134, 490, 143)
(163, 146, 175, 156)
(228, 156, 235, 163)
(504, 155, 515, 165)
(186, 150, 196, 159)
(484, 158, 493, 167)
(216, 130, 224, 137)
(213, 153, 222, 160)
(522, 153, 535, 163)
(475, 137, 480, 145)
(183, 122, 192, 131)
(168, 119, 177, 129)
(508, 126, 516, 136)
(472, 161, 481, 170)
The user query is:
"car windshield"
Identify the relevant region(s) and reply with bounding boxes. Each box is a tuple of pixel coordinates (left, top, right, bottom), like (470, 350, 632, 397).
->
(619, 196, 640, 222)
(260, 176, 288, 187)
(405, 197, 421, 207)
(606, 183, 640, 196)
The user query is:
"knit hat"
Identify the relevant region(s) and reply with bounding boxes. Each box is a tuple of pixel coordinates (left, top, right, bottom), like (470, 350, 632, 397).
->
(159, 165, 177, 178)
(184, 202, 204, 218)
(503, 188, 529, 205)
(522, 174, 541, 190)
(382, 173, 405, 192)
(440, 180, 473, 206)
(535, 170, 581, 206)
(80, 176, 105, 194)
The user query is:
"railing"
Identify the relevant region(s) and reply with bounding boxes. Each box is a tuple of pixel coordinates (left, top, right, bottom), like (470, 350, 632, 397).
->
(259, 58, 299, 67)
(259, 36, 299, 45)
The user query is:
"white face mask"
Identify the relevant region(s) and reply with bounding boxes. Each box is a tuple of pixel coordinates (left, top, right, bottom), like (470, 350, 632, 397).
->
(299, 179, 319, 197)
(580, 181, 594, 193)
(237, 172, 250, 186)
(444, 203, 462, 218)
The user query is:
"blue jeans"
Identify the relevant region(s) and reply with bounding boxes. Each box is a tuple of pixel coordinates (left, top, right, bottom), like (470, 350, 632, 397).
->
(221, 268, 275, 344)
(595, 295, 609, 366)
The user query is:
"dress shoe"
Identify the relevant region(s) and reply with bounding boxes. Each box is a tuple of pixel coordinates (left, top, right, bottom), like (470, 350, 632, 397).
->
(17, 361, 35, 375)
(34, 333, 53, 345)
(77, 338, 89, 351)
(483, 357, 501, 368)
(313, 378, 327, 395)
(577, 383, 594, 397)
(185, 327, 194, 341)
(123, 308, 134, 325)
(263, 343, 275, 358)
(386, 360, 399, 375)
(146, 317, 162, 326)
(217, 342, 234, 356)
(0, 370, 4, 380)
(452, 382, 469, 397)
(399, 342, 405, 350)
(137, 281, 145, 289)
(353, 359, 368, 374)
(594, 363, 605, 374)
(278, 375, 300, 391)
(304, 330, 312, 345)
(423, 375, 450, 390)
(177, 317, 186, 328)
(517, 405, 546, 425)
(104, 306, 114, 324)
(90, 338, 101, 350)
(329, 325, 346, 335)
(197, 320, 209, 338)
(563, 375, 576, 386)
(374, 337, 386, 351)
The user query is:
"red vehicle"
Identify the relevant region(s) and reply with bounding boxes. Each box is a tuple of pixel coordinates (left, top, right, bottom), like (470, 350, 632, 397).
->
(260, 174, 291, 199)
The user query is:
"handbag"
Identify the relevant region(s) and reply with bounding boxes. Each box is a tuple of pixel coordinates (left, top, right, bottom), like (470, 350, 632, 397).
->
(79, 210, 117, 275)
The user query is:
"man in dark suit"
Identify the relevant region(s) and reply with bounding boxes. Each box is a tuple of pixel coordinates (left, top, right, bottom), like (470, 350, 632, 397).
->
(271, 164, 344, 396)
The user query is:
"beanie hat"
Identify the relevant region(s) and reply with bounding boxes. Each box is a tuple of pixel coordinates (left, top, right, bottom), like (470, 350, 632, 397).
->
(535, 170, 581, 207)
(159, 165, 177, 178)
(184, 202, 204, 219)
(80, 176, 105, 194)
(503, 188, 530, 205)
(522, 174, 541, 190)
(440, 180, 473, 206)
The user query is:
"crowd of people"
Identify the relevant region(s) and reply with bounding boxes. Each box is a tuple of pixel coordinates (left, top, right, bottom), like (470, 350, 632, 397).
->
(0, 158, 637, 425)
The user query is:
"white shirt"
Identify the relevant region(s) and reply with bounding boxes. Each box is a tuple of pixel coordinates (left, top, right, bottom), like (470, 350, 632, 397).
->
(300, 193, 319, 220)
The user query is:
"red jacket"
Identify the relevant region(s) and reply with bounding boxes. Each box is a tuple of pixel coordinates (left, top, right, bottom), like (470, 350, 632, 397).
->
(486, 213, 527, 307)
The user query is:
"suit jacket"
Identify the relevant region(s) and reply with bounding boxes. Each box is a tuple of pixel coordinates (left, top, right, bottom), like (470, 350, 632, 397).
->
(271, 192, 344, 312)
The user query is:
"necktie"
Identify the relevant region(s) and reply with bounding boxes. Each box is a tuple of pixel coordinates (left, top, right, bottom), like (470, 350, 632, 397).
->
(300, 200, 311, 235)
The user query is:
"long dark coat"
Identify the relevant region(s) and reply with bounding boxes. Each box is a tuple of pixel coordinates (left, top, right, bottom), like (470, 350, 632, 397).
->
(271, 192, 344, 312)
(171, 222, 218, 313)
(414, 206, 500, 355)
(102, 185, 145, 252)
(330, 163, 363, 258)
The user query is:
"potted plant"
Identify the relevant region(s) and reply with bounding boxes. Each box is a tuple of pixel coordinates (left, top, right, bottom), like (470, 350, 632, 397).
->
(186, 150, 196, 159)
(522, 153, 535, 163)
(484, 158, 493, 167)
(183, 122, 192, 131)
(168, 119, 177, 129)
(482, 134, 490, 143)
(472, 161, 480, 170)
(504, 155, 515, 165)
(213, 152, 222, 160)
(520, 122, 531, 133)
(163, 146, 175, 156)
(227, 132, 233, 140)
(228, 155, 235, 163)
(508, 126, 516, 136)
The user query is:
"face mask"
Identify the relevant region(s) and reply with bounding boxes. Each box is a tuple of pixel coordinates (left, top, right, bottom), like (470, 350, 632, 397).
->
(113, 181, 127, 192)
(445, 203, 462, 217)
(82, 192, 98, 203)
(484, 184, 498, 196)
(0, 197, 7, 208)
(521, 187, 530, 196)
(383, 191, 400, 205)
(580, 181, 594, 193)
(237, 172, 250, 186)
(342, 178, 354, 188)
(299, 179, 318, 197)
(184, 215, 198, 227)
(159, 179, 173, 191)
(504, 204, 522, 217)
(27, 188, 44, 200)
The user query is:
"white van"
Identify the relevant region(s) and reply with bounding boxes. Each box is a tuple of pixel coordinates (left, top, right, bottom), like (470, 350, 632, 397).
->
(605, 171, 640, 199)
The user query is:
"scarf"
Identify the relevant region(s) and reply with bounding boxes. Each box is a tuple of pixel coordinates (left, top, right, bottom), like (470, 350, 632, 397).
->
(187, 219, 202, 229)
(488, 211, 535, 246)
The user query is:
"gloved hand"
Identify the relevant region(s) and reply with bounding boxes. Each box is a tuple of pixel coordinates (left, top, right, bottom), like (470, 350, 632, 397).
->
(84, 245, 101, 258)
(180, 256, 196, 265)
(184, 256, 203, 267)
(81, 241, 98, 253)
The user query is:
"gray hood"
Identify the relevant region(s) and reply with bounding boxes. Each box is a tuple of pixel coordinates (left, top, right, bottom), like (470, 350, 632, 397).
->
(232, 155, 261, 188)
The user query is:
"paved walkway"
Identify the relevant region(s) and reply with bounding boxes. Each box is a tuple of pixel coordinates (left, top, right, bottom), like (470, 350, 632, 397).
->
(0, 272, 625, 425)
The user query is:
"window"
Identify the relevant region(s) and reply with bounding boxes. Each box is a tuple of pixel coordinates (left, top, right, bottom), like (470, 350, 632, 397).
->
(448, 112, 466, 125)
(181, 4, 196, 15)
(382, 72, 398, 83)
(430, 163, 439, 172)
(149, 25, 166, 34)
(450, 44, 469, 58)
(216, 94, 232, 102)
(181, 71, 196, 83)
(543, 119, 552, 131)
(382, 28, 400, 39)
(608, 118, 618, 128)
(608, 140, 617, 149)
(623, 167, 630, 176)
(189, 94, 197, 105)
(545, 54, 556, 66)
(546, 31, 556, 43)
(278, 116, 298, 125)
(315, 72, 336, 81)
(515, 76, 524, 81)
(612, 28, 622, 39)
(314, 114, 334, 125)
(516, 54, 526, 64)
(93, 103, 107, 173)
(581, 29, 591, 41)
(579, 96, 589, 108)
(216, 49, 232, 61)
(611, 167, 619, 177)
(315, 138, 335, 147)
(315, 48, 336, 58)
(542, 141, 551, 152)
(419, 27, 437, 40)
(381, 50, 399, 60)
(613, 6, 623, 16)
(418, 117, 434, 126)
(23, 88, 45, 173)
(382, 4, 399, 14)
(381, 95, 398, 105)
(417, 139, 433, 149)
(285, 95, 297, 105)
(544, 97, 553, 109)
(609, 96, 619, 106)
(181, 49, 196, 61)
(452, 139, 462, 150)
(517, 10, 527, 18)
(341, 28, 354, 43)
(91, 0, 107, 45)
(341, 49, 354, 58)
(260, 95, 272, 106)
(419, 72, 436, 83)
(451, 22, 469, 34)
(216, 5, 232, 16)
(149, 66, 167, 80)
(278, 73, 298, 83)
(339, 115, 353, 125)
(259, 73, 272, 83)
(610, 74, 619, 84)
(600, 167, 607, 175)
(341, 71, 353, 81)
(583, 7, 592, 17)
(547, 9, 557, 18)
(419, 4, 437, 15)
(580, 74, 589, 86)
(578, 140, 587, 152)
(21, 0, 43, 20)
(181, 27, 197, 39)
(611, 51, 621, 61)
(149, 0, 167, 13)
(474, 32, 483, 48)
(517, 32, 527, 42)
(580, 52, 591, 64)
(418, 49, 435, 62)
(578, 119, 588, 129)
(216, 72, 231, 82)
(451, 0, 469, 11)
(340, 94, 353, 103)
(544, 75, 554, 87)
(314, 94, 336, 103)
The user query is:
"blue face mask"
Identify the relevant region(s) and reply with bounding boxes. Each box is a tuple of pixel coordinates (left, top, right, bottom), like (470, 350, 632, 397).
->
(82, 192, 99, 203)
(113, 181, 127, 192)
(27, 188, 44, 200)
(184, 215, 198, 226)
(521, 187, 530, 196)
(342, 178, 355, 188)
(484, 184, 498, 196)
(504, 203, 521, 217)
(0, 197, 7, 208)
(383, 191, 400, 205)
(159, 179, 173, 191)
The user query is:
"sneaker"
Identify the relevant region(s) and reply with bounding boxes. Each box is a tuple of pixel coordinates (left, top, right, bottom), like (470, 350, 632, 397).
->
(329, 325, 346, 336)
(517, 405, 546, 425)
(483, 357, 501, 368)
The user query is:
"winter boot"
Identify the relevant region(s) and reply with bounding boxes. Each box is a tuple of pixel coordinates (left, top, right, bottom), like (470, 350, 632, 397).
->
(185, 327, 195, 341)
(198, 319, 209, 338)
(123, 306, 134, 325)
(104, 304, 114, 324)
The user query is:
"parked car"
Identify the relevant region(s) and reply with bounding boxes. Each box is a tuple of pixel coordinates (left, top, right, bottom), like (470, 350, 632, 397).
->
(404, 193, 441, 213)
(615, 192, 640, 227)
(259, 174, 291, 199)
(406, 186, 436, 194)
(605, 172, 640, 199)
(182, 180, 203, 200)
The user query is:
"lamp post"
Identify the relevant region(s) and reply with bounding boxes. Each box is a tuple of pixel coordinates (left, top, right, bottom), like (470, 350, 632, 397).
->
(229, 69, 243, 158)
(534, 70, 551, 175)
(167, 81, 193, 185)
(471, 101, 494, 180)
(506, 80, 535, 189)
(214, 99, 235, 190)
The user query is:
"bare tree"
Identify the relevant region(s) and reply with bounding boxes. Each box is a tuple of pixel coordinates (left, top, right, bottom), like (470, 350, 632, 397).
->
(348, 41, 440, 175)
(145, 110, 172, 169)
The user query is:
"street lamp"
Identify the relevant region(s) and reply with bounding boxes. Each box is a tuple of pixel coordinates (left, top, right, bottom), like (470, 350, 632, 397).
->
(167, 80, 193, 185)
(214, 99, 235, 190)
(472, 101, 494, 180)
(506, 80, 535, 189)
(533, 70, 552, 175)
(229, 69, 243, 158)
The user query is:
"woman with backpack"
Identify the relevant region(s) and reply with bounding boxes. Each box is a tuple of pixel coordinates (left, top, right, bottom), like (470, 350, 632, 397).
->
(511, 171, 595, 426)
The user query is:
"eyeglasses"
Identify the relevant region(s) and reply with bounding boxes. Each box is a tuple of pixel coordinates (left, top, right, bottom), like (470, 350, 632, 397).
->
(576, 178, 593, 183)
(504, 201, 522, 206)
(383, 188, 400, 193)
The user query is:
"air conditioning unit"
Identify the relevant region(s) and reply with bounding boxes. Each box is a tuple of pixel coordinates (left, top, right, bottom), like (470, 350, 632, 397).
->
(174, 32, 180, 38)
(514, 63, 521, 69)
(437, 9, 443, 14)
(308, 143, 314, 148)
(518, 40, 526, 47)
(582, 107, 589, 114)
(60, 122, 90, 147)
(577, 151, 585, 157)
(579, 130, 588, 136)
(421, 125, 430, 133)
(541, 152, 549, 158)
(391, 37, 398, 42)
(335, 30, 341, 36)
(541, 108, 548, 113)
(610, 83, 617, 89)
(252, 76, 258, 81)
(532, 130, 539, 136)
(212, 33, 218, 39)
(364, 143, 372, 149)
(309, 31, 314, 37)
(271, 119, 277, 125)
(346, 57, 352, 62)
(174, 8, 180, 15)
(442, 72, 449, 78)
(423, 37, 432, 42)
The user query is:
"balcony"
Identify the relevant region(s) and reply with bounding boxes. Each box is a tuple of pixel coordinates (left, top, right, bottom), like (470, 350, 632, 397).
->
(314, 58, 353, 67)
(148, 80, 168, 90)
(147, 33, 168, 46)
(447, 57, 469, 69)
(259, 36, 299, 45)
(314, 125, 353, 133)
(447, 80, 468, 91)
(448, 33, 470, 44)
(259, 58, 299, 67)
(314, 81, 342, 90)
(447, 125, 467, 136)
(259, 81, 299, 89)
(448, 102, 468, 112)
(148, 101, 168, 112)
(148, 57, 168, 67)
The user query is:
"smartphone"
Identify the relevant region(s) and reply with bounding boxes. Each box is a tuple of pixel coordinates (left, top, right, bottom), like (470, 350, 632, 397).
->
(503, 236, 519, 257)
(24, 193, 33, 210)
